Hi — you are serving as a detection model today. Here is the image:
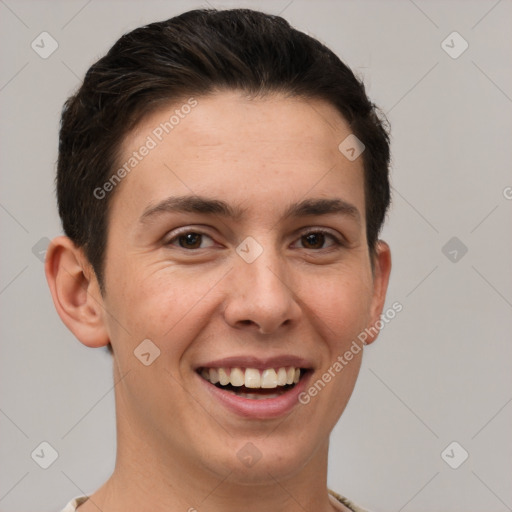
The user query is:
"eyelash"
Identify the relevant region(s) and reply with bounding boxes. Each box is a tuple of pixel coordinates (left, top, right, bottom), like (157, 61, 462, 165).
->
(164, 228, 345, 251)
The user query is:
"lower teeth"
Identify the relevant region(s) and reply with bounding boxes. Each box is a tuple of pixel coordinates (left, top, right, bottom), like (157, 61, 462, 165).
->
(229, 390, 281, 399)
(219, 385, 293, 399)
(200, 373, 301, 399)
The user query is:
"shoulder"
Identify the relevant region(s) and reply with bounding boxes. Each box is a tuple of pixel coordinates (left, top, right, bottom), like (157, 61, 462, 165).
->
(328, 489, 373, 512)
(60, 495, 89, 512)
(64, 492, 371, 512)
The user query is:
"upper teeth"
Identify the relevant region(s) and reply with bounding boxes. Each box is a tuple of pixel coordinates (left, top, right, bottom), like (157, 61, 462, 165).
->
(201, 367, 301, 389)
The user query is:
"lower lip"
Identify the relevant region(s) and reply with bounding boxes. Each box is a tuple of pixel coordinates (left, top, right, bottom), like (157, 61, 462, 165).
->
(198, 372, 311, 419)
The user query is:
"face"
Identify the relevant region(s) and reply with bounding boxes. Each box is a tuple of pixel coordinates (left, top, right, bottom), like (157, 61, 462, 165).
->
(97, 91, 389, 483)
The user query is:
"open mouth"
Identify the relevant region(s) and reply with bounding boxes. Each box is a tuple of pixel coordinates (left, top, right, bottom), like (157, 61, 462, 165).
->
(198, 366, 308, 400)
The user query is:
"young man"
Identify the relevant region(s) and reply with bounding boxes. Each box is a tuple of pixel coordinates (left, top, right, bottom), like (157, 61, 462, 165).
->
(46, 8, 391, 512)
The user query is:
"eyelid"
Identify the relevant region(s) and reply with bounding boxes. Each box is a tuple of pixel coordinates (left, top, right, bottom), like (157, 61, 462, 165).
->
(164, 226, 216, 247)
(294, 227, 345, 248)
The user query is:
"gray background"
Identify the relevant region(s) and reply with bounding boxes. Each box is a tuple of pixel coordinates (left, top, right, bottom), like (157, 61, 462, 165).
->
(1, 0, 511, 511)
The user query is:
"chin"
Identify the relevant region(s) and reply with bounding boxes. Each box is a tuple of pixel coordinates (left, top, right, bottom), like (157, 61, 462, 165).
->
(203, 433, 324, 485)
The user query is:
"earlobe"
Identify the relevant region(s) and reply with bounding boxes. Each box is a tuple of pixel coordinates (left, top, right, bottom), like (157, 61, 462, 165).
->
(45, 236, 110, 348)
(364, 240, 392, 346)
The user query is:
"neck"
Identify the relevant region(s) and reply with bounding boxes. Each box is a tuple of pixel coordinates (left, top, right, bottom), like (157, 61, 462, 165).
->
(87, 364, 344, 512)
(88, 396, 338, 512)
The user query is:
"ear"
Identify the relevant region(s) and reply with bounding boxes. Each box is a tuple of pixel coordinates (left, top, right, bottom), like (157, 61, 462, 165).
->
(45, 236, 110, 348)
(364, 240, 392, 345)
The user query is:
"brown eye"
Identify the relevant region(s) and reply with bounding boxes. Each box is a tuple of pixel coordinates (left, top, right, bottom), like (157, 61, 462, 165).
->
(178, 232, 203, 249)
(166, 230, 215, 250)
(296, 230, 343, 250)
(302, 232, 326, 249)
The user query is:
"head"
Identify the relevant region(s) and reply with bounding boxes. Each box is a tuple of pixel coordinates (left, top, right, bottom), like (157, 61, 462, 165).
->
(56, 8, 390, 293)
(46, 8, 391, 487)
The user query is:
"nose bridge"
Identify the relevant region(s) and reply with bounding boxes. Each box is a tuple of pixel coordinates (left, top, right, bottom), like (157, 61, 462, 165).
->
(224, 235, 299, 333)
(248, 249, 289, 300)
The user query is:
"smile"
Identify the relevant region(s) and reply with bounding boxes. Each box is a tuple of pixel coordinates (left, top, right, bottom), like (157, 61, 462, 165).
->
(195, 362, 314, 420)
(195, 355, 313, 418)
(199, 366, 302, 399)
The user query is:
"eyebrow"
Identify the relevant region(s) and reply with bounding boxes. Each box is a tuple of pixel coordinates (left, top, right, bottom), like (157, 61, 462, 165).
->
(140, 195, 361, 224)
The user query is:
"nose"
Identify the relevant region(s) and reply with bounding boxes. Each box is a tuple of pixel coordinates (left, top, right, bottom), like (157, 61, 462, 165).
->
(223, 245, 301, 335)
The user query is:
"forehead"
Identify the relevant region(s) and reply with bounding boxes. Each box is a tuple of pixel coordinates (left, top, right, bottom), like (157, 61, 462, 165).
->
(111, 91, 365, 226)
(125, 91, 351, 156)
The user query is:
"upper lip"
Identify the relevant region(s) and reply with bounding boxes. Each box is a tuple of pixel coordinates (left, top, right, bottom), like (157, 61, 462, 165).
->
(195, 355, 314, 371)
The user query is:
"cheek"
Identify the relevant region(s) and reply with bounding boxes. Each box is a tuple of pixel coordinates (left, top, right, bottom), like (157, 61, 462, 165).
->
(301, 267, 374, 345)
(105, 263, 222, 352)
